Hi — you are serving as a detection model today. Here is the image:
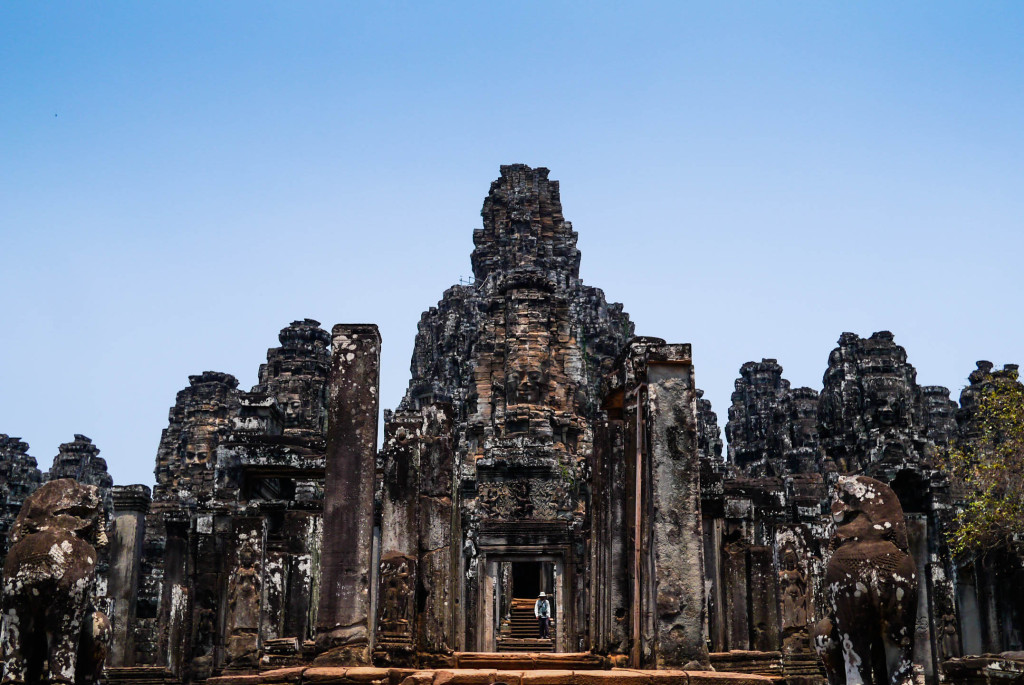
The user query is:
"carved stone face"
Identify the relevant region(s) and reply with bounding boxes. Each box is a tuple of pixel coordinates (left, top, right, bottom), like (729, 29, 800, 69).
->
(781, 548, 799, 572)
(280, 391, 306, 426)
(519, 369, 547, 405)
(863, 377, 911, 430)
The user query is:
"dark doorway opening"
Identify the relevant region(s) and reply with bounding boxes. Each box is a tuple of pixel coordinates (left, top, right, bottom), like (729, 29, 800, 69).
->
(511, 561, 554, 599)
(512, 561, 541, 598)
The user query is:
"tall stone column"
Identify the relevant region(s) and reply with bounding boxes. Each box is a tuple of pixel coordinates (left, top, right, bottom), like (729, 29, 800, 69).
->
(628, 340, 709, 668)
(374, 409, 421, 665)
(315, 324, 381, 664)
(107, 484, 151, 666)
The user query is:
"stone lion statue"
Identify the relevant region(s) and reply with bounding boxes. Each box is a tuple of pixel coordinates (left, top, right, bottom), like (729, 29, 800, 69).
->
(1, 479, 111, 685)
(812, 475, 917, 685)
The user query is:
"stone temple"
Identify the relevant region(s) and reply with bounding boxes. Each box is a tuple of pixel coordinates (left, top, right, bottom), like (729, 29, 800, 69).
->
(2, 164, 1023, 685)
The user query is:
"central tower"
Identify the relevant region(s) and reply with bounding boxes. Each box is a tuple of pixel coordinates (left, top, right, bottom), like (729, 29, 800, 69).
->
(374, 165, 706, 668)
(380, 165, 633, 657)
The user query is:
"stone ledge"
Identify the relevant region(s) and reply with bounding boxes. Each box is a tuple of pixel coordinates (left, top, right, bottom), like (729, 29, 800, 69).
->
(208, 667, 780, 685)
(452, 653, 608, 670)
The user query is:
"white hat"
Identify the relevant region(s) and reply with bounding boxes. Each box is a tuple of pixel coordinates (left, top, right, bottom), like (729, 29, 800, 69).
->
(539, 592, 546, 597)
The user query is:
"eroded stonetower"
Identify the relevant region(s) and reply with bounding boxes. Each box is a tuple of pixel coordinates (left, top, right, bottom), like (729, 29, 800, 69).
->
(384, 164, 634, 656)
(0, 435, 42, 558)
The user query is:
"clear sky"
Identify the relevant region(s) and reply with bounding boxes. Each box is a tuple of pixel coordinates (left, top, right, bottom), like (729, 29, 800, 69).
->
(2, 3, 1022, 487)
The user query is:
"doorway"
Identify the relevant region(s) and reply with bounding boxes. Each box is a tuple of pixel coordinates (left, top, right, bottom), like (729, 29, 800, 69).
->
(511, 561, 552, 599)
(480, 554, 564, 652)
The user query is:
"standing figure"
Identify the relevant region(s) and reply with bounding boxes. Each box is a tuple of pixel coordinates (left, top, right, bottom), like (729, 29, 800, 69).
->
(812, 476, 917, 685)
(535, 592, 551, 639)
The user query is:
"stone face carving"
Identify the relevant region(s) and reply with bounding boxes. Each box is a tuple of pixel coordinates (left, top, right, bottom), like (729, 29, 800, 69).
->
(813, 475, 917, 685)
(1, 479, 110, 685)
(919, 386, 958, 449)
(252, 319, 331, 439)
(819, 332, 930, 474)
(726, 359, 823, 476)
(785, 387, 823, 474)
(727, 359, 793, 477)
(153, 371, 240, 504)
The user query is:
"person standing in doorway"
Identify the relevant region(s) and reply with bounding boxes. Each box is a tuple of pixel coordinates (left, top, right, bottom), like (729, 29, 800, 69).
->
(535, 591, 551, 639)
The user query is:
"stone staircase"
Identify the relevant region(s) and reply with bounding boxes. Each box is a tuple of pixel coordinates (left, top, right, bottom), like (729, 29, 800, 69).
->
(498, 598, 553, 652)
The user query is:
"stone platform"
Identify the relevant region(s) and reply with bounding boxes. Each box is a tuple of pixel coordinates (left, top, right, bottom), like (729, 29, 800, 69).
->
(207, 663, 781, 685)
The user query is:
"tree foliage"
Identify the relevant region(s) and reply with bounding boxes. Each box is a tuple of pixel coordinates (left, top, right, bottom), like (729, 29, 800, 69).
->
(943, 370, 1024, 557)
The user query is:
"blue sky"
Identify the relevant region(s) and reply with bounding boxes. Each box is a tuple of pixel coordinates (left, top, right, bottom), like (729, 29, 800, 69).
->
(2, 3, 1022, 487)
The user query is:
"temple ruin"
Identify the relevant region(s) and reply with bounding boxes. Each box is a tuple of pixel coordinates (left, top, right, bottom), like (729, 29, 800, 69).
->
(2, 165, 1023, 685)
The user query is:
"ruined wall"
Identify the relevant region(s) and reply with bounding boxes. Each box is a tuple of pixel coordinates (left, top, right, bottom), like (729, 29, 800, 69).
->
(131, 321, 331, 677)
(374, 405, 455, 665)
(707, 331, 982, 682)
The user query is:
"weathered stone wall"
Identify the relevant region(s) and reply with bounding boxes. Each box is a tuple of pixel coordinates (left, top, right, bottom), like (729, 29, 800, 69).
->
(126, 321, 332, 678)
(705, 333, 1024, 682)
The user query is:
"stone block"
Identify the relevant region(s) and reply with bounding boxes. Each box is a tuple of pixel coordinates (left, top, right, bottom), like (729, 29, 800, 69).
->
(684, 673, 777, 685)
(256, 667, 305, 684)
(432, 669, 500, 685)
(519, 671, 576, 685)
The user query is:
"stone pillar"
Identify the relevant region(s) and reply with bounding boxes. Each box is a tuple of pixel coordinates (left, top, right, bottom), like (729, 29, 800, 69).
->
(417, 404, 455, 659)
(315, 324, 381, 664)
(375, 409, 421, 665)
(907, 515, 936, 681)
(722, 540, 749, 650)
(107, 485, 151, 666)
(748, 546, 780, 651)
(626, 340, 709, 668)
(282, 511, 320, 642)
(643, 345, 709, 667)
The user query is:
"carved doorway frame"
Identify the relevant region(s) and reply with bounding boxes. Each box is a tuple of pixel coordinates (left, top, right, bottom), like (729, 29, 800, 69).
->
(475, 546, 571, 653)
